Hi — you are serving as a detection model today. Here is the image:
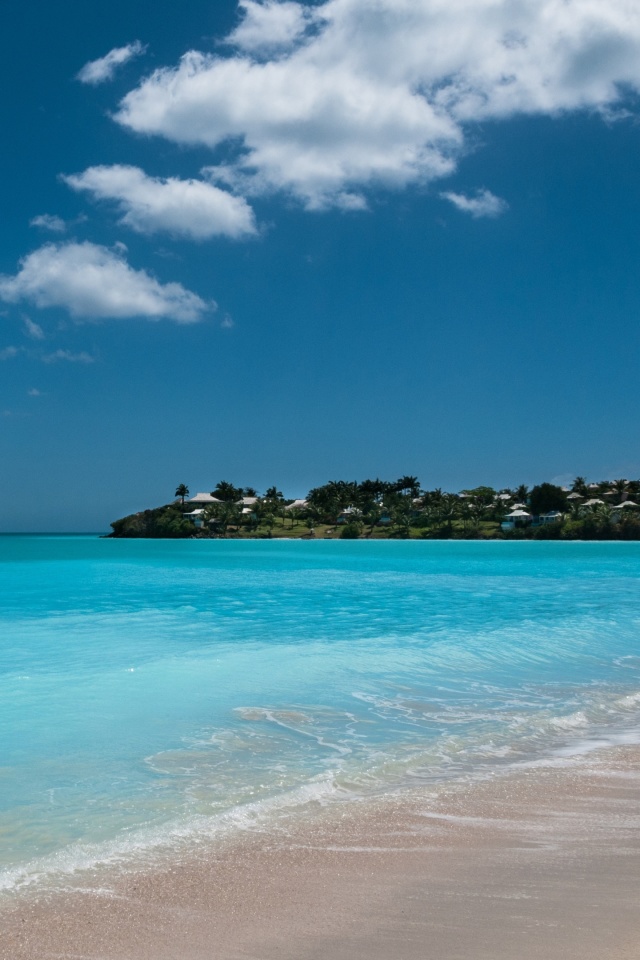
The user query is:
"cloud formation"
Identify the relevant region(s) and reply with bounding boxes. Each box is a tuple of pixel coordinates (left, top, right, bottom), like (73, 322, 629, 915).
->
(77, 41, 146, 85)
(440, 188, 508, 218)
(42, 349, 95, 364)
(0, 242, 209, 323)
(0, 346, 19, 360)
(23, 317, 45, 340)
(63, 165, 257, 239)
(228, 0, 313, 53)
(115, 0, 640, 210)
(30, 214, 67, 233)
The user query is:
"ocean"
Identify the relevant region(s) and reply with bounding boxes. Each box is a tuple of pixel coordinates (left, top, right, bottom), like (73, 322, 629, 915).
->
(1, 536, 639, 895)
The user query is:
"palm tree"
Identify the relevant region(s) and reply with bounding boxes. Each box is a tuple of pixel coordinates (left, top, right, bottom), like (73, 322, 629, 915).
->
(394, 475, 421, 497)
(175, 484, 189, 506)
(212, 480, 243, 502)
(611, 478, 629, 503)
(572, 476, 588, 496)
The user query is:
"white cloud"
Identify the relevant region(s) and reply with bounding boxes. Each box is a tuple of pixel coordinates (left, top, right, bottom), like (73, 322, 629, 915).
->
(0, 242, 209, 324)
(440, 188, 508, 218)
(30, 214, 67, 233)
(27, 388, 43, 396)
(228, 0, 312, 53)
(77, 41, 146, 85)
(42, 349, 95, 364)
(115, 0, 640, 210)
(63, 165, 257, 240)
(0, 346, 19, 360)
(23, 316, 45, 340)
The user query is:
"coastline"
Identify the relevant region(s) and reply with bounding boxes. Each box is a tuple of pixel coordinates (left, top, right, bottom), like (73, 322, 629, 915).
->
(3, 742, 639, 960)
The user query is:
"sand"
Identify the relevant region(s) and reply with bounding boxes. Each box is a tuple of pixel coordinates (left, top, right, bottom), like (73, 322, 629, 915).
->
(2, 744, 639, 960)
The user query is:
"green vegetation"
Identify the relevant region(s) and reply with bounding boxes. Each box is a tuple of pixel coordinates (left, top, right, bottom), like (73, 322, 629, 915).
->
(109, 475, 640, 540)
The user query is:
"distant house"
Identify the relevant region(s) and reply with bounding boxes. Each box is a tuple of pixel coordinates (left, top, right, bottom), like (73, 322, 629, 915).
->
(183, 509, 205, 528)
(533, 510, 563, 525)
(501, 509, 531, 530)
(285, 499, 308, 511)
(611, 501, 639, 521)
(187, 493, 222, 507)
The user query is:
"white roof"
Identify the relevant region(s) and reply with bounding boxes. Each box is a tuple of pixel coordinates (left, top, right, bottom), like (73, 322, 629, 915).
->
(285, 499, 308, 510)
(567, 492, 582, 499)
(612, 500, 638, 508)
(184, 509, 205, 516)
(507, 509, 531, 517)
(582, 498, 605, 506)
(511, 502, 528, 509)
(241, 497, 258, 506)
(188, 492, 221, 504)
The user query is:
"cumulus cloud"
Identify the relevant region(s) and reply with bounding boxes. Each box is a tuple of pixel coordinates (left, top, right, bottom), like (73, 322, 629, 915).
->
(27, 388, 42, 396)
(77, 41, 146, 85)
(440, 188, 508, 218)
(228, 0, 313, 53)
(0, 242, 209, 323)
(23, 316, 45, 340)
(115, 0, 640, 210)
(63, 165, 257, 240)
(30, 214, 67, 233)
(42, 349, 95, 364)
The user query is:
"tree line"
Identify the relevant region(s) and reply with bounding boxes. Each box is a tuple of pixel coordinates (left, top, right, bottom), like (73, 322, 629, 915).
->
(109, 475, 640, 539)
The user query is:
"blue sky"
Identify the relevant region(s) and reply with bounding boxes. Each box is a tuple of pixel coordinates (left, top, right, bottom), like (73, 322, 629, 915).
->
(1, 0, 640, 531)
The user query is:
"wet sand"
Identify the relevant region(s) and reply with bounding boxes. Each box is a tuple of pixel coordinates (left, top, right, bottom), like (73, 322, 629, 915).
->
(2, 745, 639, 960)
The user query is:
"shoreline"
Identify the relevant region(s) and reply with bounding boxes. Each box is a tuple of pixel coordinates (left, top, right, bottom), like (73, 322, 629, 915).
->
(3, 742, 639, 960)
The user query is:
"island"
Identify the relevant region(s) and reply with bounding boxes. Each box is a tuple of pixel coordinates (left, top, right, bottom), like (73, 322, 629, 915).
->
(109, 476, 640, 540)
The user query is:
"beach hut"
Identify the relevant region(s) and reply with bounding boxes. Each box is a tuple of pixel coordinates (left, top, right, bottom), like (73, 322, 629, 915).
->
(183, 508, 205, 528)
(501, 509, 531, 531)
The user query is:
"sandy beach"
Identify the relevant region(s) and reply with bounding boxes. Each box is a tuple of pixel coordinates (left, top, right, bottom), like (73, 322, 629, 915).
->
(2, 743, 639, 960)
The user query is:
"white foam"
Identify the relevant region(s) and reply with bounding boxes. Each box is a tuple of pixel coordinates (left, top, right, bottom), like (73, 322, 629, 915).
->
(549, 711, 589, 731)
(0, 775, 343, 896)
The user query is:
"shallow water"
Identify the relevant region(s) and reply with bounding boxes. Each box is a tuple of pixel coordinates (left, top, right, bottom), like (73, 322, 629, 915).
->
(1, 537, 639, 891)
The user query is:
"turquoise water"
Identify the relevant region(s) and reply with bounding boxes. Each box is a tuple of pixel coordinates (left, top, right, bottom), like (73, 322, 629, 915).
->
(1, 537, 639, 891)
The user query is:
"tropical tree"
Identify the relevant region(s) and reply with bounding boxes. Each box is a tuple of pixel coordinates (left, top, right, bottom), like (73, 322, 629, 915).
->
(529, 483, 568, 516)
(212, 480, 243, 502)
(610, 478, 629, 502)
(391, 496, 414, 537)
(175, 483, 189, 506)
(571, 476, 588, 496)
(358, 478, 391, 504)
(393, 475, 421, 497)
(204, 500, 241, 536)
(243, 486, 258, 497)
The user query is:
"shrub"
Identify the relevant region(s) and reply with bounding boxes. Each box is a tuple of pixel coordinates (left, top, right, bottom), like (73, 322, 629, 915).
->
(340, 521, 363, 539)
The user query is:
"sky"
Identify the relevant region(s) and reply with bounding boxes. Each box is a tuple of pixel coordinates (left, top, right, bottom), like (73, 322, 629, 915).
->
(1, 0, 640, 531)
